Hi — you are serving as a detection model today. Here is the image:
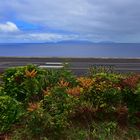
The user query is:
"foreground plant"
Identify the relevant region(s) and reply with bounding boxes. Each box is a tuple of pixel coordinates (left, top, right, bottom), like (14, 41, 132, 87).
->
(2, 65, 45, 103)
(0, 65, 140, 139)
(0, 95, 22, 133)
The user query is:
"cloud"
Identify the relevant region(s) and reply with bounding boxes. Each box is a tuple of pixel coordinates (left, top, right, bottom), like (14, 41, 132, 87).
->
(28, 33, 79, 42)
(0, 21, 19, 33)
(0, 0, 140, 42)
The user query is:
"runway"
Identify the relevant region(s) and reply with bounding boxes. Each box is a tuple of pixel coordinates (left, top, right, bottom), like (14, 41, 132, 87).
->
(0, 57, 140, 75)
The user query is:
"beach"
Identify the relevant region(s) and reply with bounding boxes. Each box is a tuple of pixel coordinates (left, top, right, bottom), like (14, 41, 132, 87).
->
(0, 57, 140, 75)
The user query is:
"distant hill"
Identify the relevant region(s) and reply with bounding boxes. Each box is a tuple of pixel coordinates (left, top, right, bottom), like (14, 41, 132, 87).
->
(44, 40, 116, 45)
(45, 40, 94, 45)
(97, 41, 116, 44)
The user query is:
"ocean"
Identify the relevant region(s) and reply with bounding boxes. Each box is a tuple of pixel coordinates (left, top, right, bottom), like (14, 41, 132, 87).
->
(0, 43, 140, 58)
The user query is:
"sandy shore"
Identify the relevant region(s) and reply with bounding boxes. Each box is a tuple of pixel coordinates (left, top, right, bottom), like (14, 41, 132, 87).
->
(0, 57, 140, 75)
(1, 56, 140, 62)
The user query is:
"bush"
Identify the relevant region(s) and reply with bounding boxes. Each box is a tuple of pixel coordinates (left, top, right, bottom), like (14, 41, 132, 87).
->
(44, 68, 77, 88)
(0, 96, 22, 133)
(134, 83, 140, 112)
(121, 76, 140, 112)
(83, 78, 122, 110)
(3, 65, 46, 103)
(90, 121, 117, 139)
(21, 86, 79, 139)
(42, 87, 78, 131)
(1, 65, 140, 139)
(89, 65, 115, 75)
(0, 86, 4, 96)
(93, 72, 122, 83)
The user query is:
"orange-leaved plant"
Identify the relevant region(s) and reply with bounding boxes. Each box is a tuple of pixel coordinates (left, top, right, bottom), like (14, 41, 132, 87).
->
(66, 86, 83, 97)
(25, 69, 37, 78)
(27, 102, 40, 112)
(77, 77, 95, 89)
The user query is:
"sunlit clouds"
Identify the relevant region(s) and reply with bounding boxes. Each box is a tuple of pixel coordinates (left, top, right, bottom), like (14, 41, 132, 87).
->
(0, 22, 19, 33)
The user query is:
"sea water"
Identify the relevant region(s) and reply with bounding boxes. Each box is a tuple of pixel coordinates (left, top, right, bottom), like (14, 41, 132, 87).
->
(0, 43, 140, 58)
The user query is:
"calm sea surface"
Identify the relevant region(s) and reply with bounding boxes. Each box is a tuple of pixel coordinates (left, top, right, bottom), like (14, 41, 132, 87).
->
(0, 43, 140, 58)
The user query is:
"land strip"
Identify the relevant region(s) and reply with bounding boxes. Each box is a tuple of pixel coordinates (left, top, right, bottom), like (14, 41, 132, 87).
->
(0, 57, 140, 75)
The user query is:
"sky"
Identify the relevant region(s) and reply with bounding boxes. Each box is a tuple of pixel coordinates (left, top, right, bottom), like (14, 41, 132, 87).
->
(0, 0, 140, 43)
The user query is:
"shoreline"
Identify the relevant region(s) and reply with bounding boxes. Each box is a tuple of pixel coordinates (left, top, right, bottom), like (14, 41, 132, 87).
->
(1, 56, 140, 63)
(1, 56, 140, 59)
(1, 57, 140, 75)
(1, 56, 140, 65)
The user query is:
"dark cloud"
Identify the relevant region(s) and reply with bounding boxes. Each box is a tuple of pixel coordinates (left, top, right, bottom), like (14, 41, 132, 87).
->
(0, 0, 140, 42)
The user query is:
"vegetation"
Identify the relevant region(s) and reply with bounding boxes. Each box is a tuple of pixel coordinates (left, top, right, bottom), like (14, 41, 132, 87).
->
(0, 64, 140, 139)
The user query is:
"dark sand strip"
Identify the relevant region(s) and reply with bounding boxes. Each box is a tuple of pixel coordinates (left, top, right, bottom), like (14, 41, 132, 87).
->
(0, 57, 140, 75)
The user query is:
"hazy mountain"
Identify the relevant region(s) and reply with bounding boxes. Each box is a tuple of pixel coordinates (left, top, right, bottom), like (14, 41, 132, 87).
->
(45, 40, 94, 44)
(44, 40, 116, 45)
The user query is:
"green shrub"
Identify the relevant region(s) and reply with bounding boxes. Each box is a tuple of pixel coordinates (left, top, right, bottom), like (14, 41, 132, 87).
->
(44, 68, 77, 87)
(134, 83, 140, 111)
(83, 80, 122, 110)
(0, 95, 22, 133)
(3, 65, 46, 103)
(0, 86, 4, 96)
(89, 65, 115, 76)
(93, 73, 122, 83)
(22, 87, 78, 139)
(42, 87, 78, 130)
(90, 121, 117, 140)
(1, 64, 140, 139)
(114, 75, 140, 125)
(65, 127, 88, 140)
(2, 65, 77, 104)
(122, 83, 140, 113)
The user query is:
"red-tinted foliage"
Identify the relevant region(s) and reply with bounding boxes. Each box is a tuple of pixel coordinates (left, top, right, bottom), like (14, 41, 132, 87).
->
(120, 74, 140, 89)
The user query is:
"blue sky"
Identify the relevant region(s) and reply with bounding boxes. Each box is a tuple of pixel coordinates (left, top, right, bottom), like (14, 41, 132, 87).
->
(0, 0, 140, 43)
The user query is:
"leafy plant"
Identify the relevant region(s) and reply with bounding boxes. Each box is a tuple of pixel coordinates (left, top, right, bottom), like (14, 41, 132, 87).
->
(44, 68, 77, 88)
(89, 65, 115, 76)
(0, 96, 22, 133)
(90, 121, 117, 140)
(3, 65, 45, 103)
(1, 64, 140, 139)
(21, 86, 79, 139)
(83, 80, 121, 109)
